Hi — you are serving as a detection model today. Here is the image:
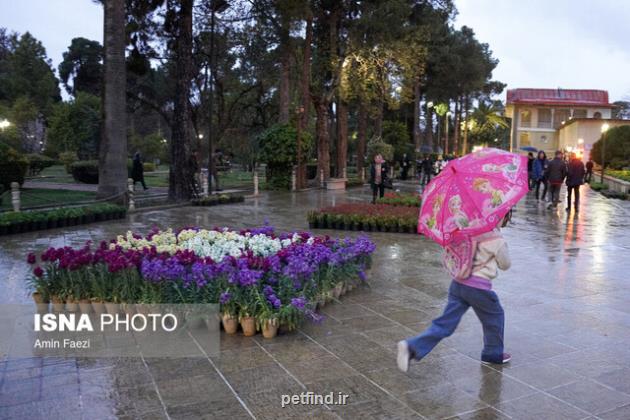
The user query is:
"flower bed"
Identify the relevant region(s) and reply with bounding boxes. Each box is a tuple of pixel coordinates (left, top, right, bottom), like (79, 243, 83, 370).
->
(376, 192, 422, 207)
(0, 203, 126, 236)
(27, 226, 375, 338)
(191, 194, 245, 206)
(607, 170, 630, 183)
(308, 203, 418, 233)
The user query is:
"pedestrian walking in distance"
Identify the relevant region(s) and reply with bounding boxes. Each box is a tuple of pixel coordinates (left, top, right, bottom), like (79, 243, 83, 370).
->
(131, 151, 148, 190)
(400, 153, 410, 180)
(533, 151, 549, 201)
(527, 152, 535, 190)
(545, 151, 567, 209)
(420, 156, 433, 186)
(566, 153, 585, 212)
(369, 154, 388, 204)
(585, 158, 594, 183)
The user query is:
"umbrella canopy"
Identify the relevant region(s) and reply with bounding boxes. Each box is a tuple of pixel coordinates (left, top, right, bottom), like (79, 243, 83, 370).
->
(519, 146, 538, 152)
(418, 148, 528, 246)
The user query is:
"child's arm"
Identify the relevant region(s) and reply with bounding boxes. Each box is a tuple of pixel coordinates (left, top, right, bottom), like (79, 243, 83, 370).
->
(496, 241, 511, 271)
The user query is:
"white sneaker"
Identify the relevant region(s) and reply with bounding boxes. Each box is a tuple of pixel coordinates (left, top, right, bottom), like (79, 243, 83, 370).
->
(397, 340, 410, 372)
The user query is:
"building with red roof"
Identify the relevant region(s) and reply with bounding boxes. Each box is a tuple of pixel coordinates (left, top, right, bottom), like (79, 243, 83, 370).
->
(504, 88, 625, 159)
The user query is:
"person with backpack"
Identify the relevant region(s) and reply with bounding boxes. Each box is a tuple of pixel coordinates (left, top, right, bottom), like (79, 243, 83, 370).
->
(397, 210, 513, 371)
(532, 151, 549, 201)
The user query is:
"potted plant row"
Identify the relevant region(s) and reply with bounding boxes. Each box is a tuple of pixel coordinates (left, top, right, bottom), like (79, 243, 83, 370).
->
(191, 194, 245, 206)
(308, 211, 417, 234)
(27, 226, 375, 340)
(0, 203, 126, 236)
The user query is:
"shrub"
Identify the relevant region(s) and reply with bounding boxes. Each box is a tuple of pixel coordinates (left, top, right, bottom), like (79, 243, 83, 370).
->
(70, 160, 99, 184)
(366, 136, 394, 163)
(0, 144, 29, 192)
(258, 124, 313, 190)
(59, 151, 78, 174)
(26, 154, 56, 176)
(589, 182, 609, 191)
(601, 190, 628, 200)
(143, 162, 156, 172)
(591, 126, 630, 168)
(376, 192, 421, 207)
(606, 170, 630, 183)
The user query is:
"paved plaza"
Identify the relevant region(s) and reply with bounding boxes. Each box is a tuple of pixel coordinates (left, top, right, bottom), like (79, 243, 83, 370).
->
(1, 185, 630, 419)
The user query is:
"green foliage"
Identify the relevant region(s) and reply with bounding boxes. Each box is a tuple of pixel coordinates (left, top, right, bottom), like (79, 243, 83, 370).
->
(258, 124, 313, 190)
(128, 132, 169, 163)
(589, 182, 608, 191)
(70, 160, 99, 184)
(26, 153, 55, 176)
(606, 170, 630, 182)
(382, 121, 412, 161)
(0, 143, 28, 192)
(591, 126, 630, 169)
(58, 37, 103, 96)
(58, 151, 78, 174)
(366, 136, 394, 162)
(47, 92, 101, 159)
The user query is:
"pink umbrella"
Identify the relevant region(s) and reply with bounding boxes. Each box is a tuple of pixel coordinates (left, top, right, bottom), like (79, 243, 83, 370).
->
(418, 148, 528, 246)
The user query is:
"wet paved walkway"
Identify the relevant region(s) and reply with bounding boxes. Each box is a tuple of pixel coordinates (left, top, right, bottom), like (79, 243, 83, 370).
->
(1, 183, 630, 419)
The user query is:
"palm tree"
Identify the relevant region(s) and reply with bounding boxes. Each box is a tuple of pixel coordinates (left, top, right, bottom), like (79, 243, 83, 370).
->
(97, 0, 127, 201)
(467, 100, 510, 149)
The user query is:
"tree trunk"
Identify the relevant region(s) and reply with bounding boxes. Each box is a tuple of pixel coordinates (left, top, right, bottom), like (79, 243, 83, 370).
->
(425, 103, 433, 153)
(357, 101, 368, 178)
(463, 94, 470, 155)
(98, 0, 127, 201)
(278, 23, 291, 124)
(453, 97, 460, 156)
(413, 82, 421, 152)
(374, 100, 383, 138)
(314, 98, 330, 180)
(168, 0, 196, 201)
(336, 99, 348, 178)
(296, 15, 312, 189)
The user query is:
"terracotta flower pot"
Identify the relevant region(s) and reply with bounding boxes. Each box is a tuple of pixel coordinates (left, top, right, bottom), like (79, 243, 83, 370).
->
(104, 302, 119, 315)
(222, 314, 238, 334)
(51, 295, 65, 312)
(32, 292, 49, 312)
(65, 299, 79, 312)
(79, 299, 93, 313)
(123, 303, 136, 316)
(333, 284, 343, 299)
(261, 319, 278, 339)
(240, 316, 256, 337)
(91, 301, 106, 315)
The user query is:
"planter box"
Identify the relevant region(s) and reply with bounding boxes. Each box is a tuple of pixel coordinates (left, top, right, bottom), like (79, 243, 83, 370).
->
(596, 172, 630, 194)
(326, 178, 347, 191)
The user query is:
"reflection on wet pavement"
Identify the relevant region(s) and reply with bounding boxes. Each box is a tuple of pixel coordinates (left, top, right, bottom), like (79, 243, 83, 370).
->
(1, 183, 630, 419)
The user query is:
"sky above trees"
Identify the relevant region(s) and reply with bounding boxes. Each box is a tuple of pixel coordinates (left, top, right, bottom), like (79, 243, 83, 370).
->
(1, 0, 629, 101)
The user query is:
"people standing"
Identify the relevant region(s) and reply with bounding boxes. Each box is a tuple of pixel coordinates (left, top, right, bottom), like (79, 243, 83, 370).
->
(527, 152, 535, 190)
(370, 154, 388, 204)
(585, 158, 594, 183)
(397, 211, 514, 371)
(421, 156, 433, 185)
(566, 153, 585, 212)
(400, 153, 410, 180)
(131, 151, 148, 190)
(434, 155, 446, 176)
(545, 151, 567, 209)
(533, 151, 549, 201)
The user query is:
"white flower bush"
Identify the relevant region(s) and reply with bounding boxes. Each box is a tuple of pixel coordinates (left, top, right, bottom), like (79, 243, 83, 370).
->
(112, 228, 302, 261)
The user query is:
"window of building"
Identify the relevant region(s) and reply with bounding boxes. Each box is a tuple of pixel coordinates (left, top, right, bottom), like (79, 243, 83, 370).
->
(593, 111, 602, 119)
(572, 109, 587, 119)
(519, 132, 530, 147)
(537, 108, 552, 128)
(553, 109, 569, 128)
(520, 110, 531, 127)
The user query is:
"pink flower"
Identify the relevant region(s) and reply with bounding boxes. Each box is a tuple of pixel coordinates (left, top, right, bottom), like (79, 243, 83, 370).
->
(33, 266, 43, 278)
(27, 253, 36, 264)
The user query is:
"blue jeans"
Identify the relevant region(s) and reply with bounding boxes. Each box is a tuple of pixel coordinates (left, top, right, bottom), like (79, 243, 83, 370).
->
(406, 281, 505, 363)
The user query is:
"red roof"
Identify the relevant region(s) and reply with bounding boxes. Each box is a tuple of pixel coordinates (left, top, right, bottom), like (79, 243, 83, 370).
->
(506, 89, 613, 107)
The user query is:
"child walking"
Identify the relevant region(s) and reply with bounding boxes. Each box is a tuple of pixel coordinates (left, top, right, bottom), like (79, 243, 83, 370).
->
(397, 212, 513, 372)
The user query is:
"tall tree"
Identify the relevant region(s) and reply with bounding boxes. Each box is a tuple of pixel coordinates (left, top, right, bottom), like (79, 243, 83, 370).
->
(167, 0, 197, 201)
(98, 0, 127, 200)
(58, 37, 104, 97)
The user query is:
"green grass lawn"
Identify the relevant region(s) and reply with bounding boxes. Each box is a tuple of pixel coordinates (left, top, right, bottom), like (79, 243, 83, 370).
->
(1, 188, 96, 211)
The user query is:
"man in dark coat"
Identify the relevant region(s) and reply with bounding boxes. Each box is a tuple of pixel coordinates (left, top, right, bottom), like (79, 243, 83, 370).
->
(585, 158, 594, 183)
(131, 152, 148, 190)
(400, 153, 410, 180)
(420, 156, 433, 186)
(545, 150, 567, 209)
(566, 153, 586, 212)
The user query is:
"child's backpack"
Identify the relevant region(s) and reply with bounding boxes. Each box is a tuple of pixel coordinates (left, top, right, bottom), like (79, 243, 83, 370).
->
(442, 231, 501, 280)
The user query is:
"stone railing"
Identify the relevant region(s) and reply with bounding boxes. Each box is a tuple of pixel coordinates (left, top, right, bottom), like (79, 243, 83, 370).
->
(595, 172, 630, 194)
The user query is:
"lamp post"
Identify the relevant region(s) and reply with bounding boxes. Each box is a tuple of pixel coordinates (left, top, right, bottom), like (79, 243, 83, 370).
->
(600, 123, 609, 183)
(444, 111, 452, 155)
(0, 119, 11, 130)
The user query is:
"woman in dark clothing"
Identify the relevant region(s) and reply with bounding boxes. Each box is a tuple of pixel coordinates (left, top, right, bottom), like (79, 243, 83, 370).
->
(527, 152, 535, 190)
(369, 154, 388, 204)
(131, 152, 148, 190)
(532, 151, 548, 201)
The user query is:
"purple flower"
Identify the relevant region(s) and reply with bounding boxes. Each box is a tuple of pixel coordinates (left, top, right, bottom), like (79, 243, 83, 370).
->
(220, 291, 231, 304)
(33, 266, 43, 278)
(290, 297, 306, 310)
(27, 253, 36, 264)
(358, 270, 366, 282)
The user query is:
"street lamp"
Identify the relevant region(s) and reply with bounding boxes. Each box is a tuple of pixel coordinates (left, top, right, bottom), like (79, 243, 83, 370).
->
(0, 119, 11, 130)
(600, 123, 610, 183)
